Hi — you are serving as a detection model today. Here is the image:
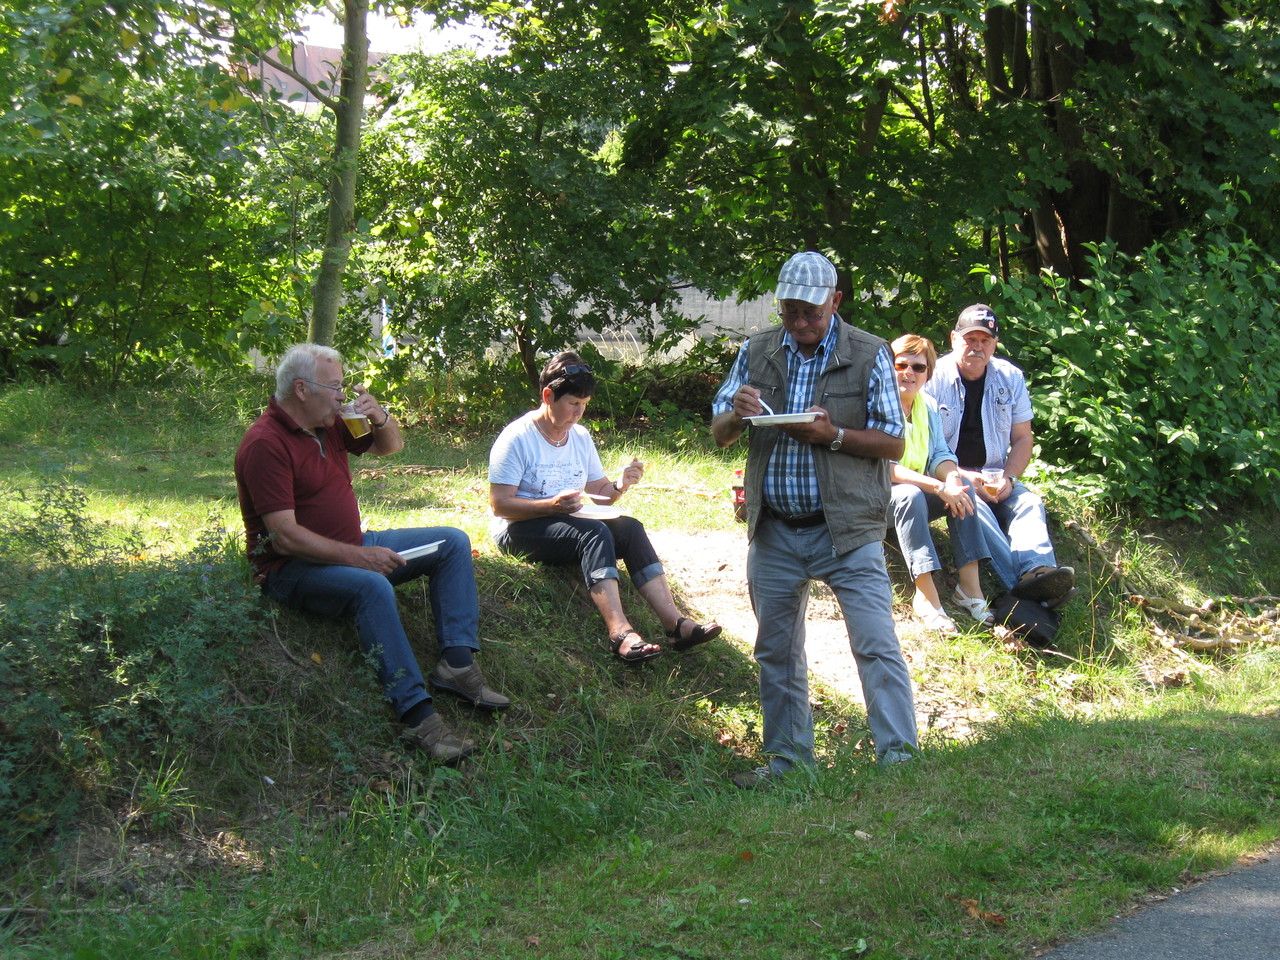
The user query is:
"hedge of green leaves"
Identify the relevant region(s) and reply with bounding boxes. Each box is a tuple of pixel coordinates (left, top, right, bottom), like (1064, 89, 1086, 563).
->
(977, 229, 1280, 518)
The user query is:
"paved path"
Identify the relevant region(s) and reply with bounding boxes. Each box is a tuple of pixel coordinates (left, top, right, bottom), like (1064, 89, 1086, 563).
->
(1041, 850, 1280, 960)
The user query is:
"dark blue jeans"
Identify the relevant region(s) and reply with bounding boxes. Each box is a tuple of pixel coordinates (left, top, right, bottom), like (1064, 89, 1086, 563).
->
(264, 527, 480, 718)
(495, 514, 663, 590)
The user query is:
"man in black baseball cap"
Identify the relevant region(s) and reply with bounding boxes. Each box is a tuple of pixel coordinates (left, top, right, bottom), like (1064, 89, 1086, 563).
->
(922, 304, 1074, 607)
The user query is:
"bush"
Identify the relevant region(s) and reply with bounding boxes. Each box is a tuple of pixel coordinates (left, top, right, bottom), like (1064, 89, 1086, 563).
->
(0, 483, 260, 858)
(363, 335, 737, 439)
(976, 229, 1280, 517)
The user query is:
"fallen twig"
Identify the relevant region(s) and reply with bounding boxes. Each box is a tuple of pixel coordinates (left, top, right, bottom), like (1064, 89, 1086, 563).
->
(270, 615, 309, 670)
(637, 484, 717, 498)
(355, 464, 464, 476)
(1064, 519, 1134, 594)
(1064, 521, 1278, 652)
(1130, 595, 1213, 617)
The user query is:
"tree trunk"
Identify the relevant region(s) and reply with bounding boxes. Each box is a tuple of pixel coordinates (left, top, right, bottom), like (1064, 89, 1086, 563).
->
(515, 325, 540, 394)
(308, 0, 369, 346)
(985, 5, 1013, 102)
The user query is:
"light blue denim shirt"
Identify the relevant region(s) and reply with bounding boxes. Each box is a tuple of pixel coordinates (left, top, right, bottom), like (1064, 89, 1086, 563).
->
(922, 353, 1032, 471)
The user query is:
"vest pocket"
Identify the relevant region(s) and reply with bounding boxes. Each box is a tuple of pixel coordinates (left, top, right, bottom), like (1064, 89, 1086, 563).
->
(819, 387, 867, 428)
(820, 388, 866, 402)
(748, 382, 784, 410)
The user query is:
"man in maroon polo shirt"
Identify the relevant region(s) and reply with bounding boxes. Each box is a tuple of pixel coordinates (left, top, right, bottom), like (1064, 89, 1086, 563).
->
(235, 343, 510, 762)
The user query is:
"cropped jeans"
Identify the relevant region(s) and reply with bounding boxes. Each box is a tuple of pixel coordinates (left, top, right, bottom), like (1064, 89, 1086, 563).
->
(890, 478, 992, 582)
(746, 515, 918, 773)
(264, 526, 480, 719)
(494, 513, 664, 591)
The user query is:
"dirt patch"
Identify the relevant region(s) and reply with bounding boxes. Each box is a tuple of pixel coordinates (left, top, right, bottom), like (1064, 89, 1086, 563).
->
(650, 528, 865, 696)
(650, 528, 999, 741)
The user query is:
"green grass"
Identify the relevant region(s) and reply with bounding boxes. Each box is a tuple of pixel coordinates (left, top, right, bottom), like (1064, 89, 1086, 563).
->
(1, 372, 1278, 960)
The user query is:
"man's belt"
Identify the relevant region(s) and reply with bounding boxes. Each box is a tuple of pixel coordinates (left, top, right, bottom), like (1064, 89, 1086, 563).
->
(766, 506, 826, 528)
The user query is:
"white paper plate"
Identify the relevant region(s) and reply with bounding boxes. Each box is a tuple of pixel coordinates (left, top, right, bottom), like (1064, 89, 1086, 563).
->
(399, 540, 445, 561)
(574, 504, 623, 520)
(743, 412, 819, 425)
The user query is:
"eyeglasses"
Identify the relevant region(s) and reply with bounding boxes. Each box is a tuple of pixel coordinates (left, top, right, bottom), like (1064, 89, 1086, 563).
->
(302, 379, 346, 394)
(778, 310, 828, 324)
(894, 361, 928, 373)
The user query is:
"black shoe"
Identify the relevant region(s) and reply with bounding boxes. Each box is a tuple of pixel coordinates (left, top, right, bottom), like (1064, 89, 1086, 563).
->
(429, 661, 511, 710)
(1011, 566, 1075, 603)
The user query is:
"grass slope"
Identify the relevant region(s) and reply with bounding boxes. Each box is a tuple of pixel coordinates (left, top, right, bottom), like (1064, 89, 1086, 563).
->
(1, 373, 1277, 960)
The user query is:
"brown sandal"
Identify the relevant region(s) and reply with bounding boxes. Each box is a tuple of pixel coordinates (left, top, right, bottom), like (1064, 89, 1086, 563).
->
(607, 630, 663, 663)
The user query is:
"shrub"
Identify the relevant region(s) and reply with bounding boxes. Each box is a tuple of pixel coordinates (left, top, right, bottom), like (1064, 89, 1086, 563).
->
(363, 335, 737, 438)
(976, 229, 1280, 517)
(0, 483, 260, 858)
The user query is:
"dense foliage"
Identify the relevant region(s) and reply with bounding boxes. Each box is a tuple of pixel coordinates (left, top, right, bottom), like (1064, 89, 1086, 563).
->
(987, 217, 1280, 516)
(3, 1, 1280, 514)
(357, 46, 709, 389)
(0, 1, 325, 380)
(418, 0, 1280, 303)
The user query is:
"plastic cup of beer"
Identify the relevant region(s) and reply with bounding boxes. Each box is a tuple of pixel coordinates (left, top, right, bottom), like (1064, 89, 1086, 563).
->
(981, 468, 1004, 496)
(339, 403, 371, 438)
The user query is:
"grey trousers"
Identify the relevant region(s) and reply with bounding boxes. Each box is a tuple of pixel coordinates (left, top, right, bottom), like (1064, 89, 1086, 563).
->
(746, 515, 918, 773)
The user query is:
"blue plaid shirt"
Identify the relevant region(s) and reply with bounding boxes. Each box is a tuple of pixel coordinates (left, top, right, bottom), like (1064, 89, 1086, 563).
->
(712, 317, 904, 516)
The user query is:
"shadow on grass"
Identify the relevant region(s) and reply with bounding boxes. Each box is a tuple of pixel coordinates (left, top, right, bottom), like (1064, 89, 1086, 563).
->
(10, 688, 1278, 960)
(450, 706, 1280, 960)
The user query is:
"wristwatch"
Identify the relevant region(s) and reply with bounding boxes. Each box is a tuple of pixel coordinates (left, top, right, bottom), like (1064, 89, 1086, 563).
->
(829, 427, 845, 452)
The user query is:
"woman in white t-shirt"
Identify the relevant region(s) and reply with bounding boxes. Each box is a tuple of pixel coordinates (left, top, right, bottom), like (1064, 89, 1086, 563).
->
(488, 352, 720, 663)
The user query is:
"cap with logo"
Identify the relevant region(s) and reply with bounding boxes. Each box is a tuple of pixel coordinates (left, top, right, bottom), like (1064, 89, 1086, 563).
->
(776, 251, 838, 306)
(954, 303, 1000, 337)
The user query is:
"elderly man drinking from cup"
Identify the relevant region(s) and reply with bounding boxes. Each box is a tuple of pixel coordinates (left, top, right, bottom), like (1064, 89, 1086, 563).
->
(234, 343, 510, 763)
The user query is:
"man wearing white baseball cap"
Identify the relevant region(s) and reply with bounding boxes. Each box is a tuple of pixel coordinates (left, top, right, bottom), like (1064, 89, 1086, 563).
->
(924, 303, 1075, 607)
(711, 251, 918, 787)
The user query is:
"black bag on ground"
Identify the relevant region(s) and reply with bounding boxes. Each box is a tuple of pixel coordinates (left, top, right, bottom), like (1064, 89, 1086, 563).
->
(990, 593, 1060, 648)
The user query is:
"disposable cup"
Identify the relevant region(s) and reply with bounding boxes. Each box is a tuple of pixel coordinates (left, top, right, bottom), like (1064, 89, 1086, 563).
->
(339, 404, 371, 438)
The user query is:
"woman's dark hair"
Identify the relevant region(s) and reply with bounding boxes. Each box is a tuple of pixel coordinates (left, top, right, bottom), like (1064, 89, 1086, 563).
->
(539, 351, 596, 400)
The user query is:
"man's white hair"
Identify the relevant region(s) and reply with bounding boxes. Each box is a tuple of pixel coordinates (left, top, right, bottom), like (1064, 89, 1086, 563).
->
(274, 343, 343, 403)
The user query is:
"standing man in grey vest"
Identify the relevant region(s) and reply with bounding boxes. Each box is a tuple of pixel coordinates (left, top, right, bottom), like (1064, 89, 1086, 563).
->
(711, 251, 918, 788)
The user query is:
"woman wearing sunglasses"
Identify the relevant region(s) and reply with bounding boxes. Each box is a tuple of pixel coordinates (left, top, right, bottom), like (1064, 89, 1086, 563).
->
(889, 334, 996, 633)
(488, 351, 721, 663)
